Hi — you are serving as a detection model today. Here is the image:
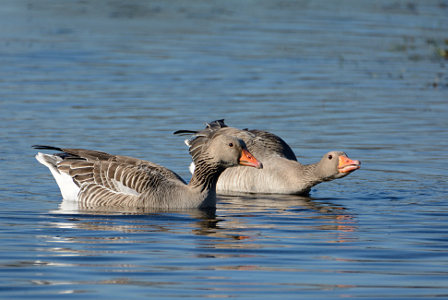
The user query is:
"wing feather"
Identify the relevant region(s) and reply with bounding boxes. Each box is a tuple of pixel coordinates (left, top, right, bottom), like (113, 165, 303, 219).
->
(33, 145, 186, 206)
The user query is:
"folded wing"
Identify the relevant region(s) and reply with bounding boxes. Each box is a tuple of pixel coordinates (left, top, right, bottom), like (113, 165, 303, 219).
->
(33, 145, 185, 207)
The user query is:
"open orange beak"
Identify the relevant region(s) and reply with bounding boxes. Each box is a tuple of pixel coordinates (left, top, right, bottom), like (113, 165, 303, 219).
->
(338, 155, 361, 173)
(239, 149, 263, 169)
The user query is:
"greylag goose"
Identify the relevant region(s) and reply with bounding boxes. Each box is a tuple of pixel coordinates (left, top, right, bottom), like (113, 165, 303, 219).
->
(174, 120, 360, 195)
(33, 130, 262, 209)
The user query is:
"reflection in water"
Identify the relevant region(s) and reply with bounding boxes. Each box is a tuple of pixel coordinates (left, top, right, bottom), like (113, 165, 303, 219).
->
(55, 198, 218, 217)
(37, 194, 358, 293)
(216, 194, 357, 247)
(48, 194, 356, 248)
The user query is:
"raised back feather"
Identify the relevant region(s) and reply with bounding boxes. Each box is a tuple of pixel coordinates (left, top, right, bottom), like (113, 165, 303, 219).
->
(179, 120, 229, 165)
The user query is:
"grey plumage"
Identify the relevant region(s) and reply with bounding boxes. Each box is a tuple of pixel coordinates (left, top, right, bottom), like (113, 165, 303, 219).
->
(33, 132, 262, 209)
(174, 120, 360, 195)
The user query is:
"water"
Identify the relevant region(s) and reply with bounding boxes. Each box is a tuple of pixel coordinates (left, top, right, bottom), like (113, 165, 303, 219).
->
(1, 0, 447, 298)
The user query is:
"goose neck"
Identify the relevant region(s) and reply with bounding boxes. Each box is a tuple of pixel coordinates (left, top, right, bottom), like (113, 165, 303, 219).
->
(299, 163, 324, 185)
(188, 159, 225, 193)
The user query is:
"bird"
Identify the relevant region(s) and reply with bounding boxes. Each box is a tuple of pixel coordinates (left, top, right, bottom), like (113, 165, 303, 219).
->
(33, 127, 262, 209)
(174, 119, 360, 195)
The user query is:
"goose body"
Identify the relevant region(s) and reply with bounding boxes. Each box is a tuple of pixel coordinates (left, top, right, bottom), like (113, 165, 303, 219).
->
(175, 120, 360, 195)
(34, 129, 262, 209)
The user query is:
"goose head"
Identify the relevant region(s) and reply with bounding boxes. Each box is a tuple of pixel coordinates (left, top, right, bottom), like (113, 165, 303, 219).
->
(316, 151, 360, 180)
(207, 134, 263, 169)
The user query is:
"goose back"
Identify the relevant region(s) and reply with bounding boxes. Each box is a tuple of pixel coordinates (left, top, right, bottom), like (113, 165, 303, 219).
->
(34, 145, 188, 208)
(177, 120, 296, 160)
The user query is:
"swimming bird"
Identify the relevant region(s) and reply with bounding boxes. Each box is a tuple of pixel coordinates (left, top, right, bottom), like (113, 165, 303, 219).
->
(174, 120, 360, 195)
(33, 129, 262, 209)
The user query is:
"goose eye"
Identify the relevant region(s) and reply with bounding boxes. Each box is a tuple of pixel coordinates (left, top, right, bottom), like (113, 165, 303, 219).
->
(328, 154, 333, 160)
(228, 142, 234, 148)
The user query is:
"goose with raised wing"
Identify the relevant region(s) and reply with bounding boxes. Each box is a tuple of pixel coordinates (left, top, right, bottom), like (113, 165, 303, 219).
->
(175, 120, 360, 195)
(33, 128, 262, 209)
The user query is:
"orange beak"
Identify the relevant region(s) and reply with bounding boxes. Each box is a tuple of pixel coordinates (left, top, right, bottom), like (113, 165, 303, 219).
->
(239, 149, 263, 169)
(338, 155, 361, 173)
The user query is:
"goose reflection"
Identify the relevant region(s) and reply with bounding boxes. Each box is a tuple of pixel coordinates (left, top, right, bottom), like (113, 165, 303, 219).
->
(49, 198, 217, 234)
(32, 194, 358, 296)
(193, 193, 357, 247)
(49, 194, 356, 245)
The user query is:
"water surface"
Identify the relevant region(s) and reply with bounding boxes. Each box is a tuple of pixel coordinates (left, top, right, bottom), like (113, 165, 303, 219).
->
(1, 1, 447, 299)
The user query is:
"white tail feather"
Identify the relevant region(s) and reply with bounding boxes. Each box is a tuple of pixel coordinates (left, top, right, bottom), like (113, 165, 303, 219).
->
(35, 152, 80, 201)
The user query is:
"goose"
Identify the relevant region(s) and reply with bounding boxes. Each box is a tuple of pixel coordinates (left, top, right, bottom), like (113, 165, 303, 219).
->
(174, 120, 360, 195)
(33, 130, 262, 209)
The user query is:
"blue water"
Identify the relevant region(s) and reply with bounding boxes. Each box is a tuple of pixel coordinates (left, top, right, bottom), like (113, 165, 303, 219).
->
(1, 1, 448, 298)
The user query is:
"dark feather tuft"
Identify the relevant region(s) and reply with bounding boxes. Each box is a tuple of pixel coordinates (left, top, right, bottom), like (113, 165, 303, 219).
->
(173, 130, 198, 136)
(32, 145, 64, 151)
